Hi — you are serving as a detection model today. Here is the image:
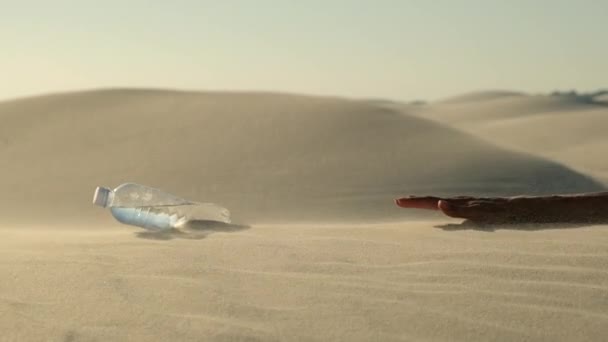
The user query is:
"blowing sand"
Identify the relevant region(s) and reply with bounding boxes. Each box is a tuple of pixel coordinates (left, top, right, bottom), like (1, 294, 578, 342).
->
(1, 89, 607, 341)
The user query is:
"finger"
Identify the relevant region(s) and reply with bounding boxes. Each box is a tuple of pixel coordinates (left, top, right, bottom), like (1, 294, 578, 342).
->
(440, 199, 511, 222)
(438, 200, 494, 221)
(395, 196, 441, 210)
(438, 200, 468, 219)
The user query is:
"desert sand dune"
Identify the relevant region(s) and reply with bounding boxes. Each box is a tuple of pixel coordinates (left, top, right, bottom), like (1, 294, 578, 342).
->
(439, 90, 526, 104)
(594, 92, 608, 103)
(408, 91, 608, 183)
(415, 91, 601, 122)
(0, 89, 603, 225)
(1, 89, 607, 342)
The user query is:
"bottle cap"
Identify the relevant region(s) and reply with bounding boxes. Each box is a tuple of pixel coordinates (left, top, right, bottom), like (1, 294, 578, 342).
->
(93, 186, 113, 207)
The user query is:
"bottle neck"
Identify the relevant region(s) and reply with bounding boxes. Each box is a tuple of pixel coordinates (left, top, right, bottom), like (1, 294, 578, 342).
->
(93, 187, 114, 207)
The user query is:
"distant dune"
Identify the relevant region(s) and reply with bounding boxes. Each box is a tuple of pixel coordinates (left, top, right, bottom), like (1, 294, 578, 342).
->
(439, 90, 526, 104)
(593, 92, 608, 103)
(419, 91, 599, 122)
(408, 91, 608, 183)
(0, 89, 602, 225)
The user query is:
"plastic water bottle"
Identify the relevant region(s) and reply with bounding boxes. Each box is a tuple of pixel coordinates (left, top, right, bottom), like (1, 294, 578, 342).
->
(93, 183, 231, 231)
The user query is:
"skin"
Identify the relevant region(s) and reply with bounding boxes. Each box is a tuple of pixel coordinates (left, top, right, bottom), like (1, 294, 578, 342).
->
(395, 193, 608, 224)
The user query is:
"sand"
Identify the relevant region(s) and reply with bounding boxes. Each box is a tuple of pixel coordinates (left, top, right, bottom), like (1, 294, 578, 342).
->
(405, 91, 608, 183)
(1, 89, 607, 341)
(2, 223, 608, 341)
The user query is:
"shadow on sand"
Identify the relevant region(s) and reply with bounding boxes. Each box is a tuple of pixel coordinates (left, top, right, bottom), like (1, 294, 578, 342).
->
(135, 220, 250, 240)
(435, 220, 607, 232)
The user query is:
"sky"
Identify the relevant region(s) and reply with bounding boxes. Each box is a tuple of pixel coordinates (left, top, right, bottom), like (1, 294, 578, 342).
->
(1, 0, 606, 101)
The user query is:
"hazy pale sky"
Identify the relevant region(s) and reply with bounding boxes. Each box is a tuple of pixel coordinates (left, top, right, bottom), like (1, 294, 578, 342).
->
(2, 0, 606, 101)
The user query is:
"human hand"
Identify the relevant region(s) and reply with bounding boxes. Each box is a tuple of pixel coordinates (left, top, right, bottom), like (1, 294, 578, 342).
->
(395, 193, 608, 224)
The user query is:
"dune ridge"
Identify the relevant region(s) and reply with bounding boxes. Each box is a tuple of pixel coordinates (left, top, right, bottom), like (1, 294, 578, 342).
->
(439, 90, 526, 104)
